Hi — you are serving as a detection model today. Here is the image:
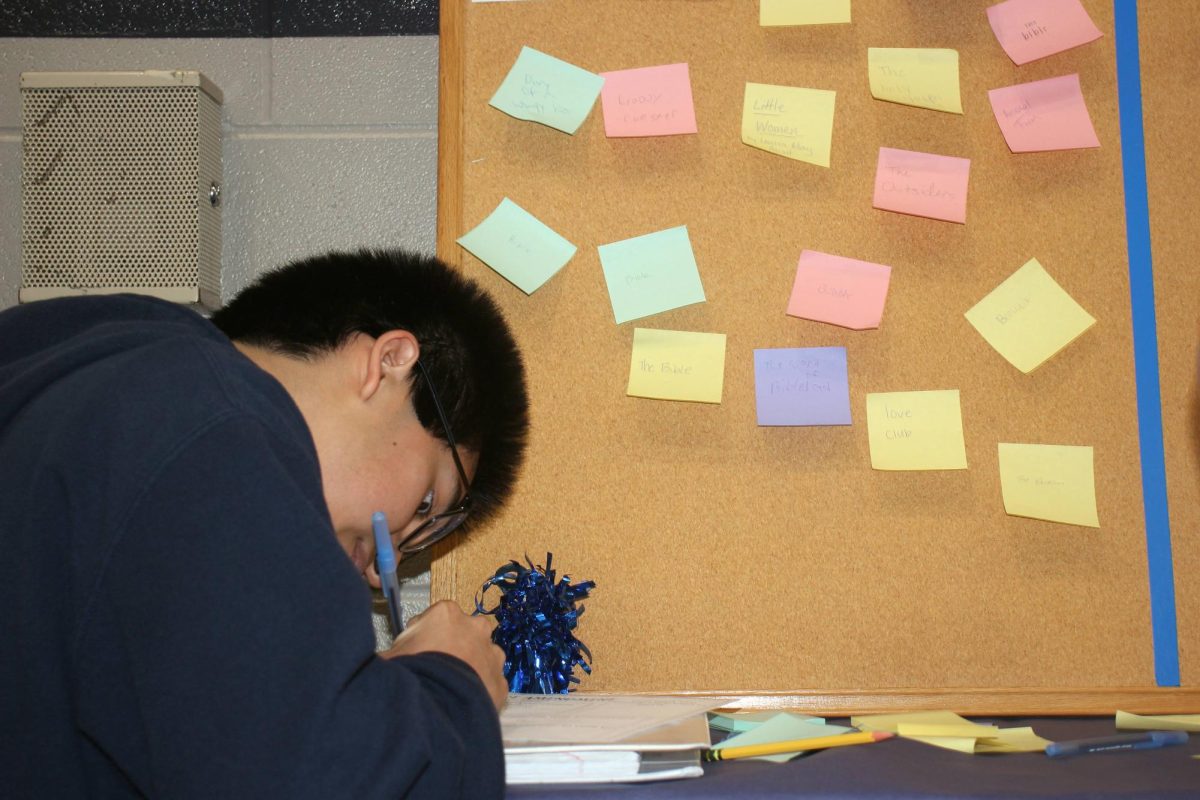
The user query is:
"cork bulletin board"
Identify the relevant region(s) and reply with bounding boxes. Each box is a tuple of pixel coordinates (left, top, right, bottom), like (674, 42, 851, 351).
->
(432, 0, 1200, 714)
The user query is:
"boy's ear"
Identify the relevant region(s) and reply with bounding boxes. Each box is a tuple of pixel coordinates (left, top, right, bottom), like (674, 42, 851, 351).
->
(361, 330, 420, 401)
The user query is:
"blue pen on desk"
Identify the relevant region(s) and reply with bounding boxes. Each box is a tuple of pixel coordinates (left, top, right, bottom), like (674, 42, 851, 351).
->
(1045, 730, 1188, 758)
(372, 511, 404, 637)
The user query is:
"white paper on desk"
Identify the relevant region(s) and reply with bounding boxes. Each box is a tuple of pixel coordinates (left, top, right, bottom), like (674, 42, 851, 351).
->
(501, 693, 729, 745)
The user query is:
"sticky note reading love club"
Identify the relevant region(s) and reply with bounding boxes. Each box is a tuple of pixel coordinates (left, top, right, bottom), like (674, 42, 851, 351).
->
(868, 48, 962, 114)
(490, 46, 604, 134)
(787, 250, 892, 330)
(866, 390, 967, 471)
(742, 83, 837, 168)
(987, 0, 1103, 65)
(760, 0, 851, 26)
(998, 443, 1099, 527)
(456, 198, 576, 294)
(628, 328, 727, 404)
(600, 63, 698, 137)
(873, 147, 970, 224)
(598, 226, 706, 324)
(754, 347, 851, 426)
(988, 74, 1100, 153)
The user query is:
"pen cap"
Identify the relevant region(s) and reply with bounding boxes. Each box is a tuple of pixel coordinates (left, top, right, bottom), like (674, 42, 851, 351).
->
(372, 512, 396, 574)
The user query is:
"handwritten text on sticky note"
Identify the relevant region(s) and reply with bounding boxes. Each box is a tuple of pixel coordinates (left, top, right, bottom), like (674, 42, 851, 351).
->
(742, 83, 837, 168)
(754, 347, 851, 426)
(490, 46, 604, 134)
(987, 0, 1103, 65)
(998, 443, 1099, 527)
(600, 63, 697, 138)
(873, 147, 970, 224)
(599, 226, 706, 324)
(964, 258, 1096, 374)
(760, 0, 851, 26)
(988, 73, 1100, 153)
(868, 48, 962, 114)
(456, 198, 576, 294)
(628, 328, 727, 404)
(866, 390, 967, 471)
(787, 250, 892, 330)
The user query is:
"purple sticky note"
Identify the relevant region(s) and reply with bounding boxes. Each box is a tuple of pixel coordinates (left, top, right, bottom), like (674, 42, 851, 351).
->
(754, 347, 851, 427)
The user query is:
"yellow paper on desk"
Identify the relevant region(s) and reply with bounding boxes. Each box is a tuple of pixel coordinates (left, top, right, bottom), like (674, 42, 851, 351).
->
(868, 48, 962, 114)
(976, 727, 1051, 754)
(1117, 710, 1200, 732)
(898, 723, 1000, 738)
(853, 710, 972, 733)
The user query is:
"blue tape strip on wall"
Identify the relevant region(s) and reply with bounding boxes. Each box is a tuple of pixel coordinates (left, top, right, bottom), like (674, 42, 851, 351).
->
(1114, 0, 1180, 687)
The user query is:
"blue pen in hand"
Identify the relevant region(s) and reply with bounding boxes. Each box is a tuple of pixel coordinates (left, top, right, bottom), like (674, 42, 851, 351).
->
(372, 511, 404, 637)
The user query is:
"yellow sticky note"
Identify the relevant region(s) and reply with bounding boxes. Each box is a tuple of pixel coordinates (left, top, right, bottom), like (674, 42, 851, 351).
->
(865, 390, 967, 471)
(898, 723, 1000, 738)
(868, 48, 962, 114)
(976, 727, 1052, 754)
(1117, 710, 1200, 732)
(628, 328, 726, 404)
(965, 258, 1096, 374)
(760, 0, 851, 26)
(998, 443, 1099, 528)
(742, 83, 836, 167)
(853, 711, 971, 733)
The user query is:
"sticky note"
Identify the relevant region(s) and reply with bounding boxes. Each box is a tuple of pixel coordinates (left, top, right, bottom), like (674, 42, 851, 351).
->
(760, 0, 851, 26)
(754, 347, 851, 427)
(855, 710, 973, 733)
(1117, 710, 1200, 733)
(742, 83, 836, 168)
(873, 147, 970, 224)
(988, 74, 1100, 153)
(599, 226, 706, 324)
(456, 198, 576, 294)
(865, 390, 967, 471)
(489, 46, 604, 134)
(600, 63, 697, 138)
(964, 258, 1096, 373)
(868, 48, 962, 114)
(628, 328, 726, 404)
(713, 713, 853, 763)
(998, 443, 1098, 528)
(987, 0, 1103, 65)
(786, 250, 892, 330)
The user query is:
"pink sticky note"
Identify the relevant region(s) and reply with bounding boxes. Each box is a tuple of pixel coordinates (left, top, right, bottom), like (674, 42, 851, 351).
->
(787, 250, 892, 330)
(873, 147, 971, 224)
(987, 0, 1103, 65)
(988, 74, 1100, 153)
(599, 63, 698, 137)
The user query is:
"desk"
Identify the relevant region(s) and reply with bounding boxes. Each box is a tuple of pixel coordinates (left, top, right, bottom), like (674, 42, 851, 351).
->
(508, 718, 1199, 798)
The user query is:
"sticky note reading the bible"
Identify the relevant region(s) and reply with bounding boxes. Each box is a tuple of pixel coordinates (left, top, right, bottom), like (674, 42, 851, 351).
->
(456, 198, 576, 294)
(628, 328, 727, 404)
(988, 74, 1100, 153)
(866, 390, 967, 471)
(742, 83, 836, 168)
(754, 347, 851, 426)
(490, 46, 604, 134)
(998, 443, 1099, 527)
(600, 63, 697, 138)
(760, 0, 851, 26)
(873, 147, 970, 223)
(599, 226, 706, 324)
(787, 250, 892, 330)
(868, 48, 962, 114)
(987, 0, 1103, 65)
(964, 258, 1096, 373)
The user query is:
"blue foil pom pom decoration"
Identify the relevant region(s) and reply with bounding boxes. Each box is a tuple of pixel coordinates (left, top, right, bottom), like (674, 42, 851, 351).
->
(475, 553, 595, 694)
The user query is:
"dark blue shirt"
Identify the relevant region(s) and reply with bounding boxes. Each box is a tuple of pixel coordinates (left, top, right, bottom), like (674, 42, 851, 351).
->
(0, 295, 503, 798)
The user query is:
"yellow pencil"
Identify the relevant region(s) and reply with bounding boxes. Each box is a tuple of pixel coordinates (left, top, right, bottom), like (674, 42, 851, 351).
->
(703, 730, 894, 761)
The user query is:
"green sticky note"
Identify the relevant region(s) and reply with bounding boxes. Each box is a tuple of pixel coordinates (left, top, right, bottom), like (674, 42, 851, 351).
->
(599, 226, 706, 324)
(457, 198, 576, 294)
(490, 46, 605, 134)
(712, 713, 852, 763)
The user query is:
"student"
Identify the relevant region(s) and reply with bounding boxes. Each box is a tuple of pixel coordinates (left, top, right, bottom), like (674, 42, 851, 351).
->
(0, 249, 529, 798)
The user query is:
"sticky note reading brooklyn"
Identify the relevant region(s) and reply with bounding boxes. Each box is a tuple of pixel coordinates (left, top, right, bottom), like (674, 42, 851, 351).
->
(964, 258, 1096, 373)
(868, 48, 962, 114)
(754, 347, 851, 426)
(866, 390, 967, 471)
(760, 0, 851, 26)
(873, 147, 970, 223)
(456, 198, 576, 294)
(988, 74, 1100, 153)
(787, 250, 892, 330)
(599, 226, 706, 324)
(489, 46, 605, 134)
(628, 328, 727, 404)
(986, 0, 1103, 66)
(600, 63, 698, 138)
(998, 443, 1099, 527)
(742, 83, 836, 168)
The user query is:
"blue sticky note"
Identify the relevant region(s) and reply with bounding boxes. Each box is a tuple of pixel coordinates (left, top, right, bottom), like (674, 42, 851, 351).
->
(754, 347, 851, 426)
(457, 198, 576, 294)
(598, 226, 706, 324)
(490, 46, 605, 134)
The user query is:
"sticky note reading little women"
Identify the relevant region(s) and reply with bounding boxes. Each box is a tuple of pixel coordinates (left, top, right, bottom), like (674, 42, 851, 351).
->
(868, 48, 962, 114)
(873, 147, 970, 224)
(964, 258, 1096, 374)
(490, 46, 604, 134)
(628, 329, 727, 404)
(866, 390, 967, 471)
(998, 443, 1099, 528)
(742, 83, 836, 168)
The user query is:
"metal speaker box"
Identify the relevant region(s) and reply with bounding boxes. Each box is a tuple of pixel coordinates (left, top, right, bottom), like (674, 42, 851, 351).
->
(20, 70, 223, 309)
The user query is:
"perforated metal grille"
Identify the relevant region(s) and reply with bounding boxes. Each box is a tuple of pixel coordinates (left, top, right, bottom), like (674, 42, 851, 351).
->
(21, 84, 219, 296)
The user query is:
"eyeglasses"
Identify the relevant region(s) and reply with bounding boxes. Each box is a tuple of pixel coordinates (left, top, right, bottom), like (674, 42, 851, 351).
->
(395, 360, 473, 556)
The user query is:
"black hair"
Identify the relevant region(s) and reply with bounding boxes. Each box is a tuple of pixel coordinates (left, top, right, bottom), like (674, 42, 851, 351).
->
(211, 249, 529, 528)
